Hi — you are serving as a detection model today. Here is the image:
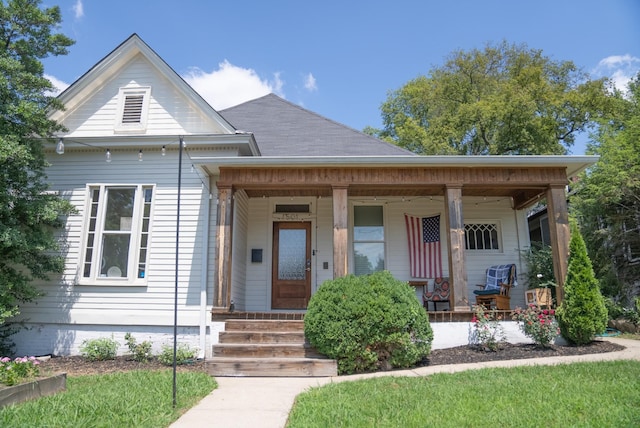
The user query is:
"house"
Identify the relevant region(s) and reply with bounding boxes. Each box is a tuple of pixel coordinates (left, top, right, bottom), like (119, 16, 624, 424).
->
(11, 34, 597, 357)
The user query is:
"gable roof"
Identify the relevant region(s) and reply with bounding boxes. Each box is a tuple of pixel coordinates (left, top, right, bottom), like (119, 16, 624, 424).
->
(50, 34, 236, 136)
(219, 94, 414, 157)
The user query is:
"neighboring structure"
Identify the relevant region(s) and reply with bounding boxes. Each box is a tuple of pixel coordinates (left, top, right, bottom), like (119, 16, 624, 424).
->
(11, 35, 597, 357)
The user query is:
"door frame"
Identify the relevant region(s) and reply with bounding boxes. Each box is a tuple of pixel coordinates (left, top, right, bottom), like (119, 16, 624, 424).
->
(271, 221, 312, 309)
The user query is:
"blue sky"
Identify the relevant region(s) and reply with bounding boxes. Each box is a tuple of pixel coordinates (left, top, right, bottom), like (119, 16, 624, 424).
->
(43, 0, 640, 154)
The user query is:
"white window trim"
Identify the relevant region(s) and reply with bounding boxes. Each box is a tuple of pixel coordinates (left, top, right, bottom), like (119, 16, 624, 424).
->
(464, 220, 503, 252)
(77, 184, 155, 286)
(114, 87, 151, 133)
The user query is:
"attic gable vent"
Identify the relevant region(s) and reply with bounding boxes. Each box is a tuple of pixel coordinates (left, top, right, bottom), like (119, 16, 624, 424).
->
(122, 94, 145, 123)
(115, 87, 151, 132)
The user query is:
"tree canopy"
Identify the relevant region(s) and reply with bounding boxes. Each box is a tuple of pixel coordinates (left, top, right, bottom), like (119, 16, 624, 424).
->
(0, 0, 74, 330)
(572, 73, 640, 305)
(371, 41, 613, 155)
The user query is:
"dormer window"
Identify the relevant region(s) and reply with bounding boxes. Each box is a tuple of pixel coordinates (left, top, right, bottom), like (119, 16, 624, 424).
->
(115, 87, 150, 132)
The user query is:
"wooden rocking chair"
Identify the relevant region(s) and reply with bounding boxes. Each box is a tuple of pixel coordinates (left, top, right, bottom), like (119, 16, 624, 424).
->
(473, 264, 516, 310)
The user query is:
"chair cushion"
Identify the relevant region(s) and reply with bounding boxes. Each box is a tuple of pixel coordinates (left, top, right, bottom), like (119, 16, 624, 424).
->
(473, 289, 500, 296)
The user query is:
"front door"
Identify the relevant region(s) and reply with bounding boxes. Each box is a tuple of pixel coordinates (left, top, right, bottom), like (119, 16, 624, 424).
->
(272, 222, 312, 309)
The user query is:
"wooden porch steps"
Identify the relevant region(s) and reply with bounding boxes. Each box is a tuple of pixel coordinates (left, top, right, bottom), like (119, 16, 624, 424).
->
(206, 320, 337, 377)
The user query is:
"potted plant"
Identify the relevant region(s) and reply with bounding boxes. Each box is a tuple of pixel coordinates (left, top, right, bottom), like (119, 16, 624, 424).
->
(523, 243, 556, 307)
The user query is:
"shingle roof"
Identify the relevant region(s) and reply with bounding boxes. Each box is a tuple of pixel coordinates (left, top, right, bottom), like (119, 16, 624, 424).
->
(219, 94, 415, 157)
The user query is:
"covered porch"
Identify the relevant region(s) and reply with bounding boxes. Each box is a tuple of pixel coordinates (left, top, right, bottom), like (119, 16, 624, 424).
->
(198, 156, 595, 316)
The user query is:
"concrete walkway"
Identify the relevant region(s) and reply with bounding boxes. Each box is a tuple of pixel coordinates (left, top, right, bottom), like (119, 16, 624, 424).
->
(170, 338, 640, 428)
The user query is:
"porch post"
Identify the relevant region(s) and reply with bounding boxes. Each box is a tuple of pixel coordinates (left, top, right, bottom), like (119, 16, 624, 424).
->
(332, 185, 348, 278)
(213, 184, 234, 308)
(445, 185, 469, 311)
(546, 184, 569, 304)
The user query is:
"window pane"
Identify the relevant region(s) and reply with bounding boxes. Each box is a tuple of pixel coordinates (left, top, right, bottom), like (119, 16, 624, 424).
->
(464, 223, 500, 250)
(104, 188, 135, 231)
(354, 206, 383, 241)
(100, 234, 131, 277)
(354, 243, 384, 275)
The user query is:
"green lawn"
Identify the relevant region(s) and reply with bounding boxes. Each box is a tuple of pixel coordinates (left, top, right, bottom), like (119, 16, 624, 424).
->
(0, 370, 217, 427)
(287, 360, 640, 428)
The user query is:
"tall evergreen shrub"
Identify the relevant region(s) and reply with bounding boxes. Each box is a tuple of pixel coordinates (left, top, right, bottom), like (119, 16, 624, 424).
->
(556, 219, 608, 344)
(304, 271, 433, 375)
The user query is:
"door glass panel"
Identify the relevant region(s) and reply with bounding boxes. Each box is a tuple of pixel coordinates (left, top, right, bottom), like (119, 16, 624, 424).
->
(278, 229, 306, 280)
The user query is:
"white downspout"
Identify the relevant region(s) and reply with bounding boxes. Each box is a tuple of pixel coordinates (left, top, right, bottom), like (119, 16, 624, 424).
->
(198, 183, 211, 359)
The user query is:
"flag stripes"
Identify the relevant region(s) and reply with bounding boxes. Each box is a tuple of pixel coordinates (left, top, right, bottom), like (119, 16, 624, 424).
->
(404, 214, 443, 278)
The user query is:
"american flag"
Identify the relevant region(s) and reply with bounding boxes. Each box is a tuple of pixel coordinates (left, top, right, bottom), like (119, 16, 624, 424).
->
(404, 214, 443, 278)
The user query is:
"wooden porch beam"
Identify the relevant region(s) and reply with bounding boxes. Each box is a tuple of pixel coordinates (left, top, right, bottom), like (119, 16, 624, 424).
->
(332, 185, 348, 278)
(546, 185, 570, 304)
(213, 185, 234, 308)
(445, 185, 469, 311)
(218, 166, 568, 189)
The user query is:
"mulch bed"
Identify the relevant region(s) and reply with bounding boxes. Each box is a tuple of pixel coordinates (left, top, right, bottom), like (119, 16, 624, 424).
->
(39, 356, 207, 377)
(427, 339, 624, 366)
(38, 340, 625, 376)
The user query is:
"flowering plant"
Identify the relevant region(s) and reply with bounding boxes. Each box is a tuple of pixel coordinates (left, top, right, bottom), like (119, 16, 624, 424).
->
(512, 304, 559, 348)
(470, 305, 506, 351)
(0, 356, 41, 386)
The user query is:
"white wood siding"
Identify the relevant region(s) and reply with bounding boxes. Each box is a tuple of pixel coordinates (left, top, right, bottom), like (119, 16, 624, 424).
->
(18, 149, 209, 327)
(62, 54, 228, 137)
(314, 198, 334, 289)
(244, 198, 270, 311)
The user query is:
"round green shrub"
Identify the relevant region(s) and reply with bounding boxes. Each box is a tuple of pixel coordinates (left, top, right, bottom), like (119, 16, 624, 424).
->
(556, 220, 608, 345)
(304, 271, 433, 375)
(80, 336, 118, 361)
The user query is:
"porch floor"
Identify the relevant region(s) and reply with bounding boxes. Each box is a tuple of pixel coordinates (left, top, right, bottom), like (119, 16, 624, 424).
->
(211, 310, 514, 323)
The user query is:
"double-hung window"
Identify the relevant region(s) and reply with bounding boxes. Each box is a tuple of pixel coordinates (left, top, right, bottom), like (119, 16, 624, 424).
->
(353, 206, 385, 275)
(81, 184, 153, 284)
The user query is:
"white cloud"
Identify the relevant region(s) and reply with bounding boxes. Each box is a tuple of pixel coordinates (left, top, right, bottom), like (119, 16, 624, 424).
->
(593, 54, 640, 93)
(44, 74, 69, 96)
(73, 0, 84, 19)
(183, 60, 284, 110)
(304, 73, 317, 92)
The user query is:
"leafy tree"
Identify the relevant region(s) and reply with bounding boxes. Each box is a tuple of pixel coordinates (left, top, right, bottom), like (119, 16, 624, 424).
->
(572, 74, 640, 305)
(370, 41, 612, 155)
(0, 0, 74, 328)
(556, 220, 608, 345)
